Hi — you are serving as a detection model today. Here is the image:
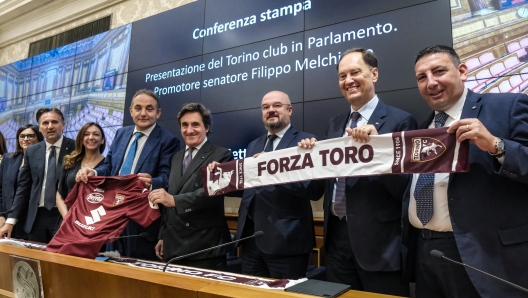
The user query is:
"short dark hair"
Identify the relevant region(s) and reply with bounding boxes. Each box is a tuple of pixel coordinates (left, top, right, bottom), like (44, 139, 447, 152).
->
(36, 107, 65, 123)
(415, 45, 461, 66)
(12, 124, 44, 157)
(337, 48, 378, 70)
(131, 89, 160, 109)
(177, 103, 212, 134)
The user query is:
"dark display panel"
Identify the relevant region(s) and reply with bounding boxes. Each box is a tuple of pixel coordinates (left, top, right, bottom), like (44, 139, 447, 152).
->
(125, 0, 452, 155)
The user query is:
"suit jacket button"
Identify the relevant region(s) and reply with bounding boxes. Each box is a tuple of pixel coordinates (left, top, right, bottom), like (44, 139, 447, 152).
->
(194, 183, 199, 187)
(185, 223, 189, 227)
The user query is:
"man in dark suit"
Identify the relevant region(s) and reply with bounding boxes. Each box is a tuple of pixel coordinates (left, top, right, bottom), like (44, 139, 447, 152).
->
(77, 89, 179, 260)
(300, 48, 416, 295)
(0, 108, 75, 243)
(149, 103, 232, 270)
(407, 45, 528, 297)
(234, 91, 319, 279)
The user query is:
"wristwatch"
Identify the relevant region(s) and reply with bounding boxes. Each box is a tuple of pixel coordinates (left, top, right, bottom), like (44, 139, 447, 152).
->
(489, 138, 505, 158)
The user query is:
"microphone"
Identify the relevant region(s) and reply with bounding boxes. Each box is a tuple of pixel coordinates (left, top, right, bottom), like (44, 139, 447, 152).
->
(163, 231, 264, 272)
(108, 232, 149, 240)
(430, 250, 528, 294)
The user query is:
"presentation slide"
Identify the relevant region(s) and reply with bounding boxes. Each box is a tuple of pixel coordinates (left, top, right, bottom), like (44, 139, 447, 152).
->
(125, 0, 452, 157)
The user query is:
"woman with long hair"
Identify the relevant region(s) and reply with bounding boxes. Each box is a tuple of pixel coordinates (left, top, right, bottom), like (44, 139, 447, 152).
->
(0, 124, 43, 239)
(56, 122, 106, 218)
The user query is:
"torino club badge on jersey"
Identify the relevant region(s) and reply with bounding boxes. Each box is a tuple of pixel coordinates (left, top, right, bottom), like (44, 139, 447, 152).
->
(46, 175, 160, 259)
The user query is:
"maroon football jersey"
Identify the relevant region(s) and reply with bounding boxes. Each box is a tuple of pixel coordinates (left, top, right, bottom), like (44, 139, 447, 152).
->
(46, 175, 160, 258)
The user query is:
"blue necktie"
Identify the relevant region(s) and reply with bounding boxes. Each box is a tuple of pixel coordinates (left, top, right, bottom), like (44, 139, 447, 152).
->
(414, 111, 449, 226)
(121, 132, 143, 175)
(334, 111, 361, 219)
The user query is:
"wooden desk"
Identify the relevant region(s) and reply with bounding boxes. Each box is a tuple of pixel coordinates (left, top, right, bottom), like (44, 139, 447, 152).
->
(0, 244, 400, 298)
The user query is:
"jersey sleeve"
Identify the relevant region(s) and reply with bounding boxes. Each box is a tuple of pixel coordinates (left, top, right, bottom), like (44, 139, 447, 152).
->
(64, 180, 83, 208)
(127, 191, 160, 228)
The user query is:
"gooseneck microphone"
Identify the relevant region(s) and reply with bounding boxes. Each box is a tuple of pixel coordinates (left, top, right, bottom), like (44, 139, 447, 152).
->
(108, 232, 149, 240)
(430, 250, 528, 294)
(163, 231, 264, 272)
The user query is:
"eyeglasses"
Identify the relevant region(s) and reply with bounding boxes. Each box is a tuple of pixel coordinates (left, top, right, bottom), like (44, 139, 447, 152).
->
(261, 103, 290, 111)
(19, 134, 36, 140)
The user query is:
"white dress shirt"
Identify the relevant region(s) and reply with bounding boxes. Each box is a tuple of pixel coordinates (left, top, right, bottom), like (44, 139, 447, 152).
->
(263, 123, 291, 151)
(119, 124, 157, 174)
(331, 96, 379, 216)
(408, 88, 468, 231)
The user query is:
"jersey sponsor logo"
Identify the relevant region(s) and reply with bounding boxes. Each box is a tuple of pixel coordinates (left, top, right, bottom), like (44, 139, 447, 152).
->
(86, 193, 104, 204)
(411, 137, 446, 162)
(114, 194, 126, 206)
(84, 206, 106, 225)
(75, 220, 95, 231)
(94, 187, 105, 193)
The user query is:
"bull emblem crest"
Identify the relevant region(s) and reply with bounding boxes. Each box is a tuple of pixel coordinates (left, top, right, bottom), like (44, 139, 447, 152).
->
(208, 167, 235, 195)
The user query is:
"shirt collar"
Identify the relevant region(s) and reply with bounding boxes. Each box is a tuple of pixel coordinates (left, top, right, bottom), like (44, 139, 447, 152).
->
(268, 123, 291, 139)
(46, 135, 63, 150)
(350, 95, 379, 122)
(134, 123, 156, 137)
(186, 137, 208, 151)
(437, 88, 467, 121)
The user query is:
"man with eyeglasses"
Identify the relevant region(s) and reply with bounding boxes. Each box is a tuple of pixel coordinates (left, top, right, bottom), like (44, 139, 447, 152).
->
(299, 48, 417, 295)
(235, 90, 320, 279)
(76, 89, 179, 260)
(0, 108, 74, 243)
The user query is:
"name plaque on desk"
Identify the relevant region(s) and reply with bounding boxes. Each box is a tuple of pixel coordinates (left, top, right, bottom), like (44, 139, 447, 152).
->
(10, 255, 44, 298)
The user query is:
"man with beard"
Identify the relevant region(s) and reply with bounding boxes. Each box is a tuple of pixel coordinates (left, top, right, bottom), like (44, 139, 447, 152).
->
(235, 91, 320, 279)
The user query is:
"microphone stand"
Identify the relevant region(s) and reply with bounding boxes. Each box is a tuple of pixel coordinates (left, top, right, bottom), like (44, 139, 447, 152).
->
(163, 231, 264, 272)
(430, 250, 528, 294)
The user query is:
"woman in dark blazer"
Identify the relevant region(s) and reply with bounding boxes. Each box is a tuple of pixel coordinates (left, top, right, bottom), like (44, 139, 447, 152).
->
(56, 122, 105, 218)
(0, 124, 43, 239)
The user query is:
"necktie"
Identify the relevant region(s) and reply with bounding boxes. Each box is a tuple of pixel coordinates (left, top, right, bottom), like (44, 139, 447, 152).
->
(414, 111, 449, 226)
(334, 111, 361, 219)
(182, 147, 195, 174)
(248, 134, 279, 219)
(121, 132, 143, 174)
(264, 134, 278, 152)
(44, 146, 56, 210)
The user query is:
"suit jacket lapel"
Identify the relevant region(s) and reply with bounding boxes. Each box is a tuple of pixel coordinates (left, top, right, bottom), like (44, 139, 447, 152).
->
(113, 126, 133, 175)
(58, 138, 72, 165)
(135, 125, 160, 173)
(460, 90, 482, 119)
(276, 126, 298, 150)
(330, 112, 349, 138)
(345, 100, 387, 188)
(37, 142, 46, 182)
(254, 134, 268, 154)
(169, 150, 184, 193)
(174, 141, 214, 193)
(367, 100, 387, 132)
(450, 89, 481, 183)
